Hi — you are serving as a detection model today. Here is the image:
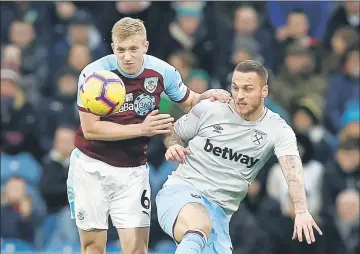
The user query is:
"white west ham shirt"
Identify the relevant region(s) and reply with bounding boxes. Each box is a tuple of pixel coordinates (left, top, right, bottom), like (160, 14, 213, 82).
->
(165, 99, 300, 218)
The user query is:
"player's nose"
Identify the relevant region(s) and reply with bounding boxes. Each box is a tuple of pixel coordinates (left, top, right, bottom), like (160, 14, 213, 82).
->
(123, 51, 132, 60)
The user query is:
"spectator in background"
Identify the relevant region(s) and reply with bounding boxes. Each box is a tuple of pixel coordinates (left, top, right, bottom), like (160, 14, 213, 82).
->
(230, 205, 273, 254)
(325, 46, 360, 134)
(1, 177, 36, 243)
(0, 1, 52, 45)
(99, 1, 165, 55)
(321, 138, 360, 223)
(51, 43, 92, 87)
(292, 95, 336, 163)
(38, 67, 79, 152)
(266, 1, 332, 40)
(39, 125, 76, 215)
(167, 50, 196, 84)
(322, 27, 359, 76)
(323, 1, 360, 49)
(1, 44, 22, 73)
(50, 2, 78, 43)
(1, 69, 43, 161)
(338, 100, 360, 141)
(331, 189, 360, 254)
(52, 10, 107, 74)
(277, 10, 323, 73)
(228, 6, 274, 70)
(156, 2, 225, 76)
(9, 19, 49, 105)
(271, 44, 327, 113)
(220, 36, 262, 89)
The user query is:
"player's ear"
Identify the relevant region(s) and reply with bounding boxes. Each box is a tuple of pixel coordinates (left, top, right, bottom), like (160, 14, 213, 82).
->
(262, 85, 269, 98)
(111, 43, 115, 53)
(144, 40, 149, 54)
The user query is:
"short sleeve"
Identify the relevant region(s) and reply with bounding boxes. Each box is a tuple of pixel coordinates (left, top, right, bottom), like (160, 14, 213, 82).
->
(174, 100, 209, 142)
(77, 72, 86, 110)
(163, 66, 190, 103)
(274, 122, 300, 158)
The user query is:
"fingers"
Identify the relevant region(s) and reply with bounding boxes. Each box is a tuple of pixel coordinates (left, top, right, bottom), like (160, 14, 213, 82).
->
(308, 224, 315, 243)
(149, 109, 159, 116)
(151, 117, 174, 127)
(297, 225, 303, 242)
(212, 89, 231, 103)
(168, 147, 182, 163)
(312, 221, 323, 236)
(302, 224, 311, 244)
(153, 129, 172, 135)
(292, 225, 297, 240)
(165, 146, 190, 163)
(150, 113, 173, 121)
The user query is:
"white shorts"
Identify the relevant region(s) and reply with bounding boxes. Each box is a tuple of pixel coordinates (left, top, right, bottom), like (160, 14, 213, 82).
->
(67, 148, 151, 231)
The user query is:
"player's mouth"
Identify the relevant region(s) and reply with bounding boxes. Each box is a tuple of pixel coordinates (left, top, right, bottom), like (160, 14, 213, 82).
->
(236, 103, 248, 111)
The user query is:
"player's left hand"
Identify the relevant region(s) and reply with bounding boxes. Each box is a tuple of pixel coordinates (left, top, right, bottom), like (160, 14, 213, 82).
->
(165, 144, 191, 164)
(201, 89, 231, 103)
(292, 211, 323, 244)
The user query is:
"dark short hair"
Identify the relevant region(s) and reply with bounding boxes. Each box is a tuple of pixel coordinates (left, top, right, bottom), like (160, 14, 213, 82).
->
(234, 60, 268, 86)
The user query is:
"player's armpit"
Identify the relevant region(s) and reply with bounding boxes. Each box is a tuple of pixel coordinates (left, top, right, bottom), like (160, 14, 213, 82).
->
(278, 155, 308, 214)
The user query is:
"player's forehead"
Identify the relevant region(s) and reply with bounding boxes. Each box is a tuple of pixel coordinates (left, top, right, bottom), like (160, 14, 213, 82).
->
(113, 34, 145, 49)
(232, 71, 261, 86)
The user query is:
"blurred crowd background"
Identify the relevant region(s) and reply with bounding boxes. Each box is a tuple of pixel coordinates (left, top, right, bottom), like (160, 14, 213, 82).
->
(0, 1, 359, 254)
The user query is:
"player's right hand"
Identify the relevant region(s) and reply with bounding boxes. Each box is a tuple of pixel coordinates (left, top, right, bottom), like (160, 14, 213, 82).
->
(141, 110, 174, 136)
(165, 144, 191, 164)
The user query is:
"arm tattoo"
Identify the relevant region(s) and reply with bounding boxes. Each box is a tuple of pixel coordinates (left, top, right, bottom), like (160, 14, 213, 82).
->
(278, 155, 308, 214)
(164, 128, 184, 148)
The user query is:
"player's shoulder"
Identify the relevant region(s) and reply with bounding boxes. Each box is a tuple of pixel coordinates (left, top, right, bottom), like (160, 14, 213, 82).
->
(143, 54, 175, 76)
(192, 99, 227, 118)
(264, 109, 295, 135)
(81, 54, 117, 76)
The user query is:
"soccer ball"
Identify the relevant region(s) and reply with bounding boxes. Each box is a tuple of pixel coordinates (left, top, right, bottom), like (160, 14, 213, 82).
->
(80, 70, 126, 116)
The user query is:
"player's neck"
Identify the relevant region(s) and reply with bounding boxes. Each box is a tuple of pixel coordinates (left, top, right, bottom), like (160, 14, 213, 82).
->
(237, 105, 265, 122)
(242, 107, 264, 121)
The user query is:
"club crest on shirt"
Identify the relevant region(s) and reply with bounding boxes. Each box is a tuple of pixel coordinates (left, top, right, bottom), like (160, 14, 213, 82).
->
(251, 129, 267, 146)
(144, 77, 158, 93)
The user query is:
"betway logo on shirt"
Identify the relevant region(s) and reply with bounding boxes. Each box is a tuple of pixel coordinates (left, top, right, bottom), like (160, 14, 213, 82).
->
(203, 139, 259, 168)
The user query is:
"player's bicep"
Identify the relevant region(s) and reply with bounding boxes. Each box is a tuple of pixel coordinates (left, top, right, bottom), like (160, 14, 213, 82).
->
(174, 110, 202, 142)
(163, 67, 190, 103)
(274, 123, 300, 158)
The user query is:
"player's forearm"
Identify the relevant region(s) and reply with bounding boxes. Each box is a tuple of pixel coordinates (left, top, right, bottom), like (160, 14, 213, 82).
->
(83, 121, 144, 141)
(278, 155, 308, 214)
(164, 128, 184, 148)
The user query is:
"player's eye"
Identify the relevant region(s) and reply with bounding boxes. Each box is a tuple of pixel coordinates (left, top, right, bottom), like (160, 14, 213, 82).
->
(232, 86, 239, 91)
(131, 48, 138, 52)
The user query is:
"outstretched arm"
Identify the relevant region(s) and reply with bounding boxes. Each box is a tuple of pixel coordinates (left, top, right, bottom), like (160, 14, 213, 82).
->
(278, 155, 308, 214)
(278, 155, 323, 244)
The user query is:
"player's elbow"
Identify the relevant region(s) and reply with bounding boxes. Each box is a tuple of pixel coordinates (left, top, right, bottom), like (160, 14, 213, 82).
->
(81, 126, 97, 140)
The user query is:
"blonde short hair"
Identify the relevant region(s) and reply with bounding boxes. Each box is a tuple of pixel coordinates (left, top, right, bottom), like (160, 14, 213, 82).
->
(111, 17, 147, 42)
